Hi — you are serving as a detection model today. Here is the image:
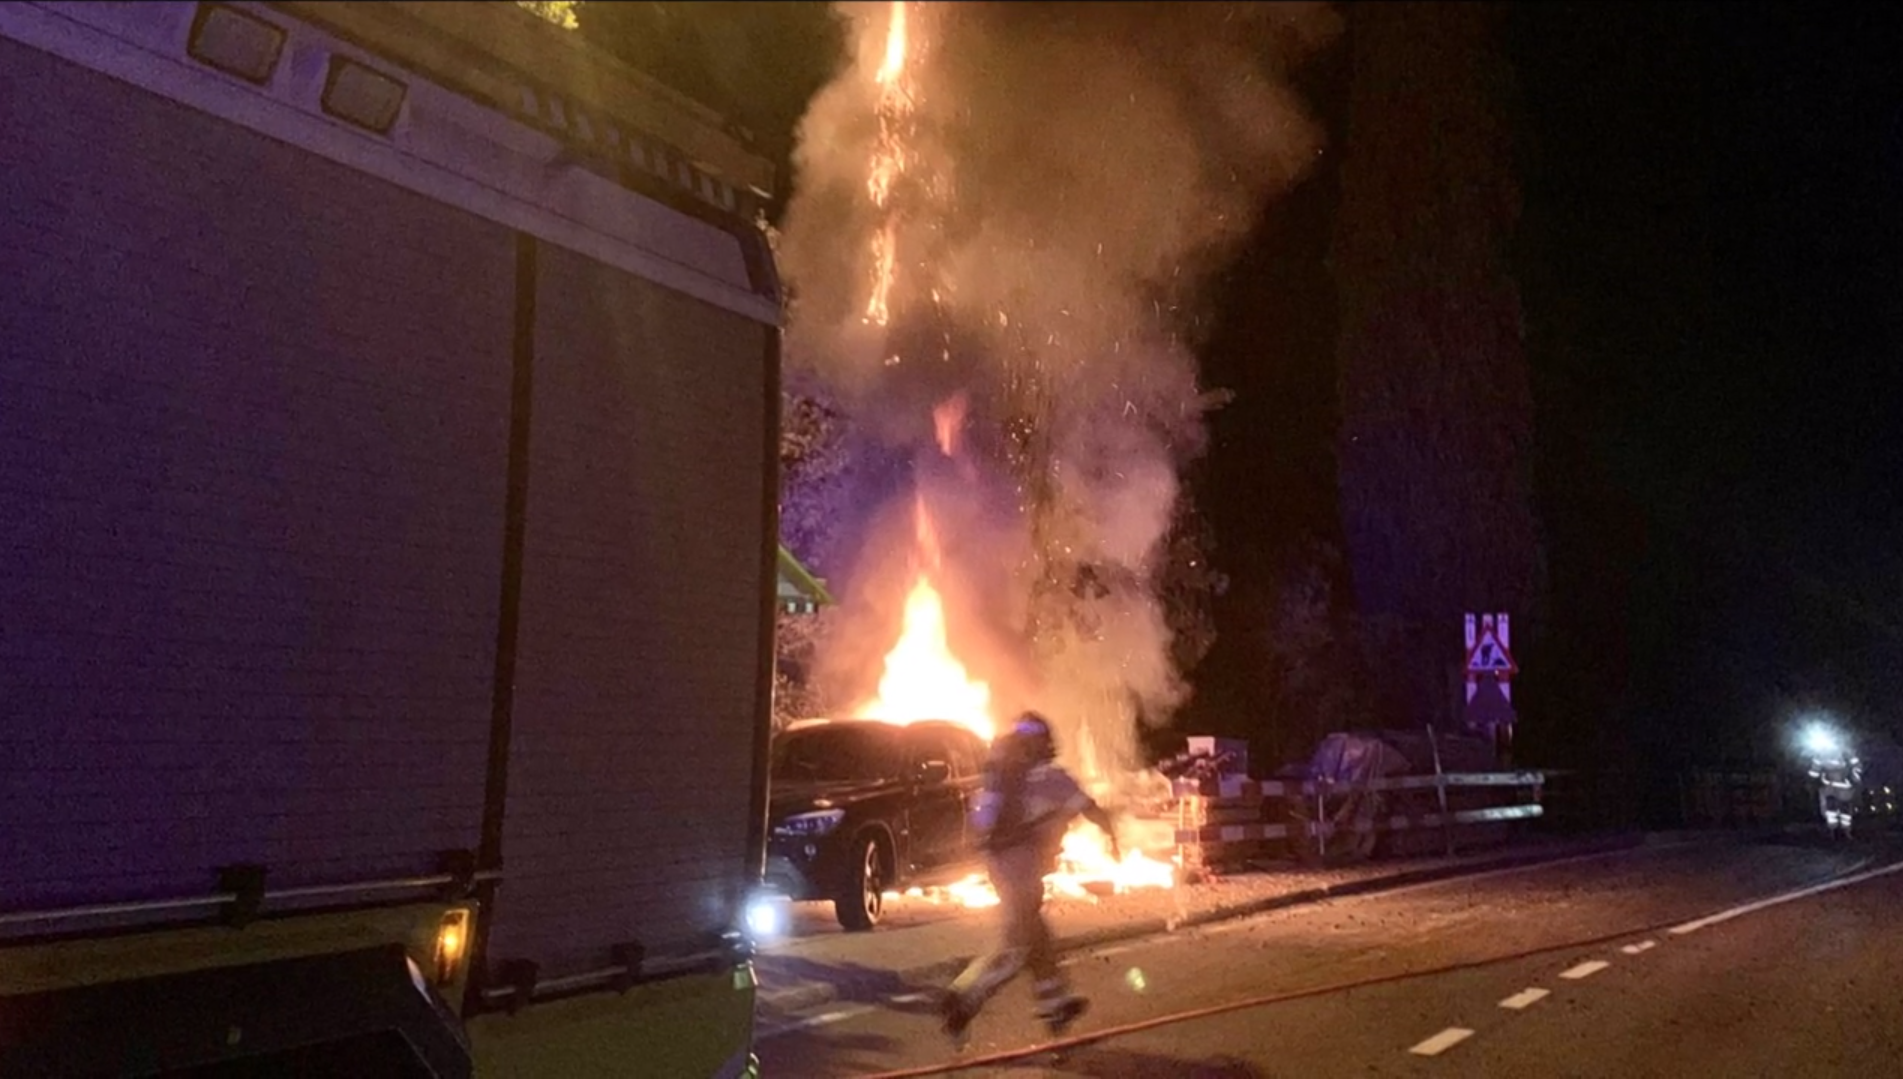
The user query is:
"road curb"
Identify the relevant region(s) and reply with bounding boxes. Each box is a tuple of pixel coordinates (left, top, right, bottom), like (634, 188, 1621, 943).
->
(755, 833, 1659, 1016)
(1164, 834, 1648, 935)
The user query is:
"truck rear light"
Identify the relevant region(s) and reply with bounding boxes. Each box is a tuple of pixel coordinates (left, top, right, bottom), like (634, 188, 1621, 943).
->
(433, 908, 470, 985)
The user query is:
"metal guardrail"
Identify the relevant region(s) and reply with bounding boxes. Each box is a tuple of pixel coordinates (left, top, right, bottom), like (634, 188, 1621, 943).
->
(1172, 770, 1546, 872)
(1172, 771, 1547, 801)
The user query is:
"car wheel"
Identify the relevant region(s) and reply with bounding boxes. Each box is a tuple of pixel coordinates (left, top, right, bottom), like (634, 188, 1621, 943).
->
(834, 834, 889, 931)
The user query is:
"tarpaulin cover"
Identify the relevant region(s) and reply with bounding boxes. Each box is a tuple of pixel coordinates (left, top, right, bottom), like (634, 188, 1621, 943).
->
(1302, 729, 1498, 783)
(1306, 732, 1414, 787)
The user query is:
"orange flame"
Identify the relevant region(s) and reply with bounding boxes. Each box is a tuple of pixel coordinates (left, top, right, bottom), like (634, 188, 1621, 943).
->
(854, 577, 993, 739)
(910, 831, 1179, 910)
(852, 494, 995, 742)
(851, 485, 1177, 906)
(1051, 827, 1179, 898)
(866, 225, 898, 327)
(933, 393, 967, 457)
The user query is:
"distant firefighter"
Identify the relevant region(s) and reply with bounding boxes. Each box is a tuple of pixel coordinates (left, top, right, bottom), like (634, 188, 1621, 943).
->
(1804, 724, 1863, 839)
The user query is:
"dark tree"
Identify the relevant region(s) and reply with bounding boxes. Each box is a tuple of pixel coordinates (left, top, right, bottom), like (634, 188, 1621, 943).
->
(1330, 2, 1541, 731)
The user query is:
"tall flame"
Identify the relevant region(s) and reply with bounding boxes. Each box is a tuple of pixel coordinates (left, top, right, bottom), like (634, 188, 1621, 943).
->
(841, 4, 1179, 907)
(855, 577, 994, 738)
(877, 0, 908, 86)
(850, 484, 1178, 904)
(863, 0, 913, 327)
(852, 494, 995, 741)
(858, 491, 1178, 905)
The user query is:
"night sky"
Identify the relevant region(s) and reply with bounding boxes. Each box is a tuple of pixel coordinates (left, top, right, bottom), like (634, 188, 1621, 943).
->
(579, 2, 1903, 792)
(1509, 2, 1903, 770)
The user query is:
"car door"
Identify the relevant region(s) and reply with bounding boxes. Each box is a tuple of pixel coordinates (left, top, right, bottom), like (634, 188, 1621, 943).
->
(902, 728, 966, 877)
(942, 729, 988, 866)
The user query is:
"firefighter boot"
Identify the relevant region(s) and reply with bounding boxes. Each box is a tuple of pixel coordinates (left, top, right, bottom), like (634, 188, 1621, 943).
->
(1035, 980, 1089, 1036)
(938, 990, 973, 1050)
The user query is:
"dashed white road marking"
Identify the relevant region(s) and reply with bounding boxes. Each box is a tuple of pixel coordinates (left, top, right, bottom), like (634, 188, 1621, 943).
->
(1499, 987, 1550, 1010)
(1408, 1027, 1475, 1057)
(1559, 960, 1610, 980)
(1621, 940, 1657, 955)
(754, 1004, 875, 1041)
(1668, 858, 1903, 936)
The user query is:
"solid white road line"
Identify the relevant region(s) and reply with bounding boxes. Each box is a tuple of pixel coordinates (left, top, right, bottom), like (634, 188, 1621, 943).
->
(1621, 940, 1657, 955)
(1365, 845, 1660, 904)
(1668, 858, 1903, 936)
(1559, 960, 1610, 980)
(1499, 987, 1551, 1010)
(1408, 1027, 1475, 1057)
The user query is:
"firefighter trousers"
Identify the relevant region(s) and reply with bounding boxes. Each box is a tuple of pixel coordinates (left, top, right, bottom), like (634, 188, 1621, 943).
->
(949, 850, 1072, 1016)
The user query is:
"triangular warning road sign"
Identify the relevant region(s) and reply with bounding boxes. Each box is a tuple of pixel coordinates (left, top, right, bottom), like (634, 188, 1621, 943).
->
(1465, 630, 1519, 676)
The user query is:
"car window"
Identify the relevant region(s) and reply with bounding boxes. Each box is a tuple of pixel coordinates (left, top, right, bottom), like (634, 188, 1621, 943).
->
(906, 730, 958, 774)
(770, 725, 904, 783)
(944, 731, 985, 777)
(909, 728, 987, 777)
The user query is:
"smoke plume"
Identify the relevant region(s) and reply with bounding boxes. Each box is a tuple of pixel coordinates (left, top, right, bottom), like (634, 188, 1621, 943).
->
(780, 1, 1340, 783)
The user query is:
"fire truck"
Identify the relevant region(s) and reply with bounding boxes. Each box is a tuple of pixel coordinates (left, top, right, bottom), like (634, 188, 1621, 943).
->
(0, 3, 780, 1074)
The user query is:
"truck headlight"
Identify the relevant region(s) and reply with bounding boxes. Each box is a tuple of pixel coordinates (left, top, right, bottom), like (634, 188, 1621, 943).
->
(772, 809, 846, 838)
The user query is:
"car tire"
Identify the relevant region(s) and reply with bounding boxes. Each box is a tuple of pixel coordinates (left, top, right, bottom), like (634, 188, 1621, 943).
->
(834, 834, 889, 932)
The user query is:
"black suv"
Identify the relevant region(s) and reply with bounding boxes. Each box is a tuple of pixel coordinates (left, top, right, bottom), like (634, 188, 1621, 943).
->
(765, 719, 988, 930)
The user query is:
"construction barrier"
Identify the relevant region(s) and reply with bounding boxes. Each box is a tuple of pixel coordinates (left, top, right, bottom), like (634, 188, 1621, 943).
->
(1172, 770, 1546, 876)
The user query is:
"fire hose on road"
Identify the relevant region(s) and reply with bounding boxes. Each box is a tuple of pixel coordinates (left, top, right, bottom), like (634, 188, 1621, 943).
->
(849, 855, 1903, 1079)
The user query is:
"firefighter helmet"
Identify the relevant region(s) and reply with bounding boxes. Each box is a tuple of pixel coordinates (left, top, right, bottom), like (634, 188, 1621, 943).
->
(1009, 711, 1058, 763)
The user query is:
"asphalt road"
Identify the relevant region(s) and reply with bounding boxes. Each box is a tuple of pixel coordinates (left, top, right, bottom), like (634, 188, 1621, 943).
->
(755, 834, 1903, 1077)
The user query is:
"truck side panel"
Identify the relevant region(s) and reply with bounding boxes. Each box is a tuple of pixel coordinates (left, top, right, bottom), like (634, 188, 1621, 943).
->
(0, 29, 512, 911)
(2, 4, 779, 1068)
(488, 245, 773, 976)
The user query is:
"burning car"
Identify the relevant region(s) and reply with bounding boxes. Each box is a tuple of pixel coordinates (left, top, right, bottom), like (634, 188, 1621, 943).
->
(765, 718, 989, 929)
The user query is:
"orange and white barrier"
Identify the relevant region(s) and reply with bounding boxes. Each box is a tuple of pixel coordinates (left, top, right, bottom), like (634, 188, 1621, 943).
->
(1172, 771, 1546, 874)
